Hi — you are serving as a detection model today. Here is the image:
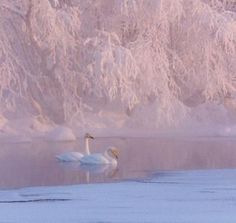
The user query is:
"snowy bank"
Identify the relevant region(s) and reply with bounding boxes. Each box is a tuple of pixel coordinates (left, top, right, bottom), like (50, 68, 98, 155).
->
(47, 126, 76, 141)
(1, 169, 236, 223)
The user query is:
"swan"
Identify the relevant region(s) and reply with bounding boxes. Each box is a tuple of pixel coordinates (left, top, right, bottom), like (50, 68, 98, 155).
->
(79, 146, 119, 166)
(56, 133, 94, 162)
(56, 133, 119, 165)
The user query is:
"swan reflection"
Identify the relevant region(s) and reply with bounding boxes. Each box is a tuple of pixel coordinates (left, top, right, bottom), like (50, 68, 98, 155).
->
(80, 163, 118, 175)
(59, 162, 118, 183)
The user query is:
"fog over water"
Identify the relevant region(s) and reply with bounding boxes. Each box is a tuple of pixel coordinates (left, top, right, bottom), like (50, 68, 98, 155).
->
(1, 137, 236, 189)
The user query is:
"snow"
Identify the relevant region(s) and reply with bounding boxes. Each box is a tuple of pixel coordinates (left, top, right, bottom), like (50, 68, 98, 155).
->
(1, 0, 236, 135)
(47, 126, 76, 141)
(1, 169, 236, 223)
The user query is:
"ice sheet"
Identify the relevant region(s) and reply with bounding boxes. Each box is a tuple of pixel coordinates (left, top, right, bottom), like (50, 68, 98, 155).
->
(1, 169, 236, 223)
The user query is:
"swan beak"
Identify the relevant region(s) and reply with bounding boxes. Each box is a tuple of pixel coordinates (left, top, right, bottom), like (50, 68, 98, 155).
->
(111, 149, 119, 160)
(85, 133, 94, 139)
(89, 135, 94, 139)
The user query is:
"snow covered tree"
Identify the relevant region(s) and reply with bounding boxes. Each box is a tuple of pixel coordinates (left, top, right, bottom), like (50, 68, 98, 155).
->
(0, 0, 236, 131)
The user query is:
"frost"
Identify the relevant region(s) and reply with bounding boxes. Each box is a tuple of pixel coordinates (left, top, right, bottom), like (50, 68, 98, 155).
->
(0, 115, 7, 130)
(0, 0, 236, 132)
(47, 126, 76, 141)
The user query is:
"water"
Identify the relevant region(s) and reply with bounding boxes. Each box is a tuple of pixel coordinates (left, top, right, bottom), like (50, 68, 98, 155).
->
(1, 137, 236, 189)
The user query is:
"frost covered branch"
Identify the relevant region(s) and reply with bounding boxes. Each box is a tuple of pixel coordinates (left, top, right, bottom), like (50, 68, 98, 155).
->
(0, 0, 236, 131)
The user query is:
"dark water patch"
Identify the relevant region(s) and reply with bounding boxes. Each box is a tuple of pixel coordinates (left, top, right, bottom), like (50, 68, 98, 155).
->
(199, 190, 216, 194)
(0, 198, 71, 203)
(20, 192, 71, 197)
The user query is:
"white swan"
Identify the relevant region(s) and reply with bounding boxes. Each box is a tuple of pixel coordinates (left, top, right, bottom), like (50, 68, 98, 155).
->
(56, 133, 94, 162)
(79, 147, 119, 166)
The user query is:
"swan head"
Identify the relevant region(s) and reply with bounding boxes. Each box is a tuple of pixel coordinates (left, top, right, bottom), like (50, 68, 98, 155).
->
(85, 133, 94, 139)
(107, 147, 119, 160)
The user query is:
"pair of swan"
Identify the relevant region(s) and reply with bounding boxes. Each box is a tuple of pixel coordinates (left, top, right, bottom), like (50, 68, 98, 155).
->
(56, 133, 119, 165)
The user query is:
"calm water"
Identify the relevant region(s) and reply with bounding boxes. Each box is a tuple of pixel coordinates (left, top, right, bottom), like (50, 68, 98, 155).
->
(1, 137, 236, 189)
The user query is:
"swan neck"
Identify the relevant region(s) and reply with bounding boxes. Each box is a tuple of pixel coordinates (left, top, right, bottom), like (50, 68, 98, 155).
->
(104, 150, 117, 165)
(85, 138, 90, 155)
(105, 150, 115, 160)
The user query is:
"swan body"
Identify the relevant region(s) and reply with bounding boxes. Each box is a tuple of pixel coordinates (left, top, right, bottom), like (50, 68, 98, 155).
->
(56, 152, 84, 162)
(79, 147, 118, 165)
(56, 133, 119, 165)
(56, 133, 94, 162)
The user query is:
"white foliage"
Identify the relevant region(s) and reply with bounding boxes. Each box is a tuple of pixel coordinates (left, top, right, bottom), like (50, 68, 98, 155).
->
(0, 0, 236, 130)
(83, 31, 139, 108)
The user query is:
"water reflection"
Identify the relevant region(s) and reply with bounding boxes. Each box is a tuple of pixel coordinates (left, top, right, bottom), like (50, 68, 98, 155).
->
(59, 162, 118, 183)
(1, 137, 236, 189)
